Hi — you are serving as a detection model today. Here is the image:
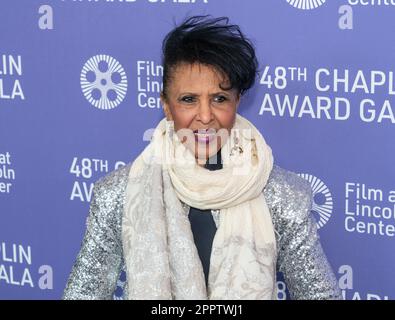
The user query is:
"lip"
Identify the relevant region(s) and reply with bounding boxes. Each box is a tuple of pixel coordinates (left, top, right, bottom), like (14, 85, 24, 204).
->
(193, 128, 216, 133)
(194, 131, 216, 144)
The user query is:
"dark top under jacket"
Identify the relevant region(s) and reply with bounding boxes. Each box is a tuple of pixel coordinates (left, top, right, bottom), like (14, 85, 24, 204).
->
(188, 149, 222, 286)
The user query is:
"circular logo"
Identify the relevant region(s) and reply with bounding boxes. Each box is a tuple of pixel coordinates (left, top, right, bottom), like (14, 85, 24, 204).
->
(298, 173, 333, 229)
(80, 54, 127, 110)
(286, 0, 326, 10)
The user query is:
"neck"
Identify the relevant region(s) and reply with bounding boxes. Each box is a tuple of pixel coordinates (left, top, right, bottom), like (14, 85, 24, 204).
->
(196, 149, 223, 170)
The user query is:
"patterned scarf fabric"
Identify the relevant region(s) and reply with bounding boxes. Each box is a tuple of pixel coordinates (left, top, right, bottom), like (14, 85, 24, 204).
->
(122, 113, 277, 299)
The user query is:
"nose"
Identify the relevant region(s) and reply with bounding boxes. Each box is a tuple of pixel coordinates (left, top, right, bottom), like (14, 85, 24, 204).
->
(197, 99, 214, 124)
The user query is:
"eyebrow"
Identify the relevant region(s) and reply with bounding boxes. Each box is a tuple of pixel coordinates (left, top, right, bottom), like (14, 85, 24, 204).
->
(178, 91, 231, 97)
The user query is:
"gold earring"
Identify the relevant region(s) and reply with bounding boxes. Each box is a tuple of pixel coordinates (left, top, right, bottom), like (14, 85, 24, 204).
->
(230, 134, 243, 156)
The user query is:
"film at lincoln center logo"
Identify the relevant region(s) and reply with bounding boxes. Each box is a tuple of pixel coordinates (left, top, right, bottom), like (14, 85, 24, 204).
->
(298, 173, 333, 229)
(80, 54, 128, 110)
(286, 0, 326, 10)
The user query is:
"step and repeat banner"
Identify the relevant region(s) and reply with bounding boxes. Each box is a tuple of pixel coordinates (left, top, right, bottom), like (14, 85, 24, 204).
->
(0, 0, 394, 300)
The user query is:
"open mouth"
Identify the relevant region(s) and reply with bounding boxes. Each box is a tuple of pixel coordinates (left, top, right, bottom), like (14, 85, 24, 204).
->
(193, 129, 216, 144)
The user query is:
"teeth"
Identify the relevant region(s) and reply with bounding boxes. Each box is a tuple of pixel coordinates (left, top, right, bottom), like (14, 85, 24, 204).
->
(194, 129, 216, 134)
(194, 131, 215, 143)
(195, 133, 215, 137)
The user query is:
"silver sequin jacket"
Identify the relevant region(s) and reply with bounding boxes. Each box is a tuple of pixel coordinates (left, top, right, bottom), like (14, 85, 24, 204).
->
(63, 163, 342, 300)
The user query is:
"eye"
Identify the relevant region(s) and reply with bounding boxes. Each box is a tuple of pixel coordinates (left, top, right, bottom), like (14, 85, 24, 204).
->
(180, 96, 196, 104)
(213, 95, 227, 103)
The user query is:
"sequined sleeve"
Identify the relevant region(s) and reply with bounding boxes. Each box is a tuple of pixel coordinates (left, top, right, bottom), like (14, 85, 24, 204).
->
(62, 164, 130, 300)
(264, 165, 342, 300)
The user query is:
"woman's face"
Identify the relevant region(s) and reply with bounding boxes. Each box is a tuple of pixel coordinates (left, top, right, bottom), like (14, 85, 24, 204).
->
(161, 63, 240, 165)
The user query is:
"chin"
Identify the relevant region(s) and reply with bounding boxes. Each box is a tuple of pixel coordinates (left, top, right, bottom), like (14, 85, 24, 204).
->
(194, 142, 220, 161)
(181, 135, 224, 164)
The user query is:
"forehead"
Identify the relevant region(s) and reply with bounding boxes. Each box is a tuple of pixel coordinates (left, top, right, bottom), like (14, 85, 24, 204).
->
(168, 63, 229, 93)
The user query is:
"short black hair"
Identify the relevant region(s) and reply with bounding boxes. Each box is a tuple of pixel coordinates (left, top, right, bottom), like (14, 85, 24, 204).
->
(161, 15, 258, 98)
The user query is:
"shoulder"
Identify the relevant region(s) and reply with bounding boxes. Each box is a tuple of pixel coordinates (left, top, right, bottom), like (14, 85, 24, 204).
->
(264, 164, 312, 201)
(263, 164, 313, 225)
(83, 162, 133, 241)
(95, 163, 131, 192)
(91, 162, 132, 208)
(95, 162, 132, 190)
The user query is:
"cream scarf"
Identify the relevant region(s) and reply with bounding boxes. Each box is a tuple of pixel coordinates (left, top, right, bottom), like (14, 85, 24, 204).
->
(122, 114, 277, 300)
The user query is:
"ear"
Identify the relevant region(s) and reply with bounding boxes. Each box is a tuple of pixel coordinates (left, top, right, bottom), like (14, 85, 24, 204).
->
(160, 92, 173, 121)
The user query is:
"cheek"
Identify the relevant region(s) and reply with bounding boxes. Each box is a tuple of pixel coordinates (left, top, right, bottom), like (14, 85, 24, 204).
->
(216, 108, 237, 130)
(169, 101, 238, 131)
(171, 107, 195, 131)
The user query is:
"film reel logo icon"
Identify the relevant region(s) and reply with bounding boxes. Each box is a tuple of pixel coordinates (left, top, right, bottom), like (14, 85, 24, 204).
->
(298, 173, 333, 229)
(81, 54, 128, 110)
(286, 0, 326, 10)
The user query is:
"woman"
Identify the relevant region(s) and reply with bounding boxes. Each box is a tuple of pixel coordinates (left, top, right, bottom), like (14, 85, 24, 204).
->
(63, 16, 341, 300)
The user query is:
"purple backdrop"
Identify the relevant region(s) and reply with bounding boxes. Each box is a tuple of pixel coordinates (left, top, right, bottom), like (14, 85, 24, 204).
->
(0, 0, 394, 299)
